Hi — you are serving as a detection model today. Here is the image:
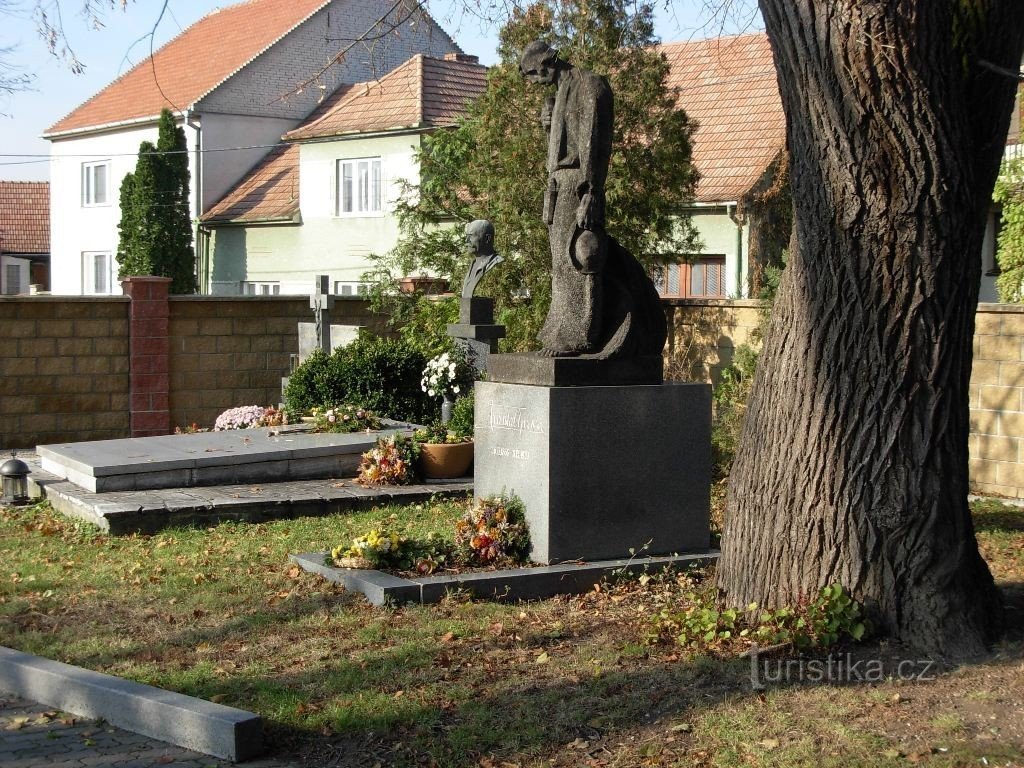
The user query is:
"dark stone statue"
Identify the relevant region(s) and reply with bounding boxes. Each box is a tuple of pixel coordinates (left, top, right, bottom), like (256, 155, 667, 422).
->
(461, 219, 504, 299)
(519, 40, 666, 361)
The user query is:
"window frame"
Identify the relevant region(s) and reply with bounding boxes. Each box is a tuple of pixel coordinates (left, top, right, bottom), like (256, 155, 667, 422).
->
(82, 251, 115, 295)
(336, 157, 383, 217)
(656, 256, 727, 299)
(82, 160, 112, 207)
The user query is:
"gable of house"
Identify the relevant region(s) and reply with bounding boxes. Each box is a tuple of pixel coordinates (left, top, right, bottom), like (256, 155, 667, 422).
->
(46, 0, 331, 136)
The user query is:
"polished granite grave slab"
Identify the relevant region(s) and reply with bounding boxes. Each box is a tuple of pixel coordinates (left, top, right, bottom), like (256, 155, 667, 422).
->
(291, 550, 720, 605)
(37, 423, 416, 493)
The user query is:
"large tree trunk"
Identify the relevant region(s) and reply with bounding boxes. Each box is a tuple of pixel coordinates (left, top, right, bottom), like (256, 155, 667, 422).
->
(719, 1, 1024, 658)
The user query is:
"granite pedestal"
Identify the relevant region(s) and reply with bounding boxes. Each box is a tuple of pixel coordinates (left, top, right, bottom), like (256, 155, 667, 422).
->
(474, 380, 710, 563)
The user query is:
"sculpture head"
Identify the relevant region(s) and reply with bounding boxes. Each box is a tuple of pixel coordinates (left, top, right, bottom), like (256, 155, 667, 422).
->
(465, 219, 496, 258)
(519, 40, 562, 86)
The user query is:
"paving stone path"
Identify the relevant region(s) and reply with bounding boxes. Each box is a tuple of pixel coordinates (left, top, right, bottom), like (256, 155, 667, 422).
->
(0, 692, 296, 768)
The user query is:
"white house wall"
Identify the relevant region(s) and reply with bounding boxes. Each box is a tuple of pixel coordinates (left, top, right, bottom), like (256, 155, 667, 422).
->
(49, 123, 200, 295)
(208, 133, 421, 294)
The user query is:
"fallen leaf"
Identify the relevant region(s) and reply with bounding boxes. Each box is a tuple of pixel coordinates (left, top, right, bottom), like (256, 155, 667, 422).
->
(670, 723, 692, 733)
(440, 631, 455, 643)
(758, 739, 779, 751)
(535, 652, 549, 664)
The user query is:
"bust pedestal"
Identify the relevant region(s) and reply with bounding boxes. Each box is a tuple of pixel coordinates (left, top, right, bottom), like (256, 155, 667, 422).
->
(447, 297, 506, 375)
(473, 374, 711, 564)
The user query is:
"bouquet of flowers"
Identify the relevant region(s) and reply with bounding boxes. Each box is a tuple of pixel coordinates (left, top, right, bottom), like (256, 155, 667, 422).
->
(213, 405, 285, 431)
(454, 495, 531, 566)
(357, 434, 419, 486)
(421, 351, 473, 400)
(312, 404, 380, 434)
(330, 528, 414, 569)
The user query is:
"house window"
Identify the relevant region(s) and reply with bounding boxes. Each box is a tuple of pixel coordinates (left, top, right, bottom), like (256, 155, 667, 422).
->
(82, 161, 111, 206)
(333, 280, 369, 296)
(337, 158, 382, 215)
(82, 251, 114, 295)
(242, 281, 280, 295)
(657, 256, 727, 299)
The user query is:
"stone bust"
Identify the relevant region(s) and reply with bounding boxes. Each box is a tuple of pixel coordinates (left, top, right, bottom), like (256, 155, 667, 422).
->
(461, 219, 504, 299)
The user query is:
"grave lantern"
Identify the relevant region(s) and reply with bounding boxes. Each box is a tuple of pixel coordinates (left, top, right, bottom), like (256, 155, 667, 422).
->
(0, 455, 31, 506)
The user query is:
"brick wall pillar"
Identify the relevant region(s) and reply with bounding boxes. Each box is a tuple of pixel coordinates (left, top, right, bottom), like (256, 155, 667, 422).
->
(121, 277, 172, 437)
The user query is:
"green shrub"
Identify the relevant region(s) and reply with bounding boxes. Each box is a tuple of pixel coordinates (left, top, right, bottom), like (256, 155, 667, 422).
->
(711, 344, 758, 479)
(284, 334, 437, 423)
(447, 390, 475, 439)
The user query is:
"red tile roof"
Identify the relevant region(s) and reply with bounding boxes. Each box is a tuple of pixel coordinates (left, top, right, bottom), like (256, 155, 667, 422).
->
(202, 143, 300, 223)
(0, 181, 50, 255)
(284, 54, 487, 140)
(45, 0, 331, 136)
(661, 33, 785, 203)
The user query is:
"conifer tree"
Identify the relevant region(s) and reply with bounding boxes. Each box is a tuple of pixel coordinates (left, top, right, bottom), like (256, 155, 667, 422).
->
(117, 108, 196, 293)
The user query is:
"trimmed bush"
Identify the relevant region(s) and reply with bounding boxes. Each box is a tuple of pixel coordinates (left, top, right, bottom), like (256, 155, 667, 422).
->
(284, 334, 437, 424)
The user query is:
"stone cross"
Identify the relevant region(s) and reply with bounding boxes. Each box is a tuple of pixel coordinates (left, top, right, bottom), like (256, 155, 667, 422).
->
(309, 275, 336, 354)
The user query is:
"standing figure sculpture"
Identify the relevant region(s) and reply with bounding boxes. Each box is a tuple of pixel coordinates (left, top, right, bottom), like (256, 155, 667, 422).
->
(520, 40, 666, 360)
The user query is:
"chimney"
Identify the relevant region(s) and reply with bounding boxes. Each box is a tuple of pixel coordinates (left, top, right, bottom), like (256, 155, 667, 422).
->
(444, 52, 480, 64)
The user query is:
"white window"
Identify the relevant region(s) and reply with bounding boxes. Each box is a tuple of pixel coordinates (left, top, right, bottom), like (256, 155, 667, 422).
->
(82, 161, 111, 206)
(337, 158, 382, 215)
(242, 281, 281, 295)
(83, 251, 115, 295)
(333, 280, 369, 296)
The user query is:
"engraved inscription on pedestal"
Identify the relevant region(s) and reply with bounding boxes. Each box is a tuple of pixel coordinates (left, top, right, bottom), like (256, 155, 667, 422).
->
(474, 381, 712, 564)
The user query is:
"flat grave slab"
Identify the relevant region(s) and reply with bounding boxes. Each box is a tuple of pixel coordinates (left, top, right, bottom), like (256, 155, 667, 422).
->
(291, 550, 720, 605)
(25, 457, 471, 535)
(37, 423, 417, 493)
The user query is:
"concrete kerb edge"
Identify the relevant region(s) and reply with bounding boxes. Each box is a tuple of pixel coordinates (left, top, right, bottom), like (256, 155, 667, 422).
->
(0, 646, 264, 762)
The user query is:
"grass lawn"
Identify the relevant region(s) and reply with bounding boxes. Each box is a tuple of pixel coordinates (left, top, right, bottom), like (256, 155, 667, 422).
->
(1, 496, 1022, 767)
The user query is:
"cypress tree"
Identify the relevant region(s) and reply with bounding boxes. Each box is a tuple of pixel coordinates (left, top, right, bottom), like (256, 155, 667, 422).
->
(117, 108, 197, 293)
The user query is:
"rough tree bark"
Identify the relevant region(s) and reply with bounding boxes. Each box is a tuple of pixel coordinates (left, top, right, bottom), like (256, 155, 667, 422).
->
(719, 1, 1024, 658)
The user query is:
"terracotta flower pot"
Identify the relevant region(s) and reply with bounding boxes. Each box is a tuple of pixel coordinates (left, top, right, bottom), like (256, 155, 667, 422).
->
(418, 441, 474, 479)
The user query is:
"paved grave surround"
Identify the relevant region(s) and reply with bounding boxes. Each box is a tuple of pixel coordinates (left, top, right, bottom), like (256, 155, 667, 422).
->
(26, 457, 471, 535)
(0, 647, 264, 762)
(291, 550, 720, 605)
(37, 423, 417, 493)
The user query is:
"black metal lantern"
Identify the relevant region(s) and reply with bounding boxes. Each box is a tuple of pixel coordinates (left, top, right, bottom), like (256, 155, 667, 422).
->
(0, 455, 31, 506)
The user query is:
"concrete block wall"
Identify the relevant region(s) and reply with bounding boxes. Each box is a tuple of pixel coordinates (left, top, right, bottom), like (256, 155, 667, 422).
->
(666, 299, 1024, 499)
(168, 296, 386, 430)
(0, 294, 385, 448)
(663, 298, 764, 385)
(969, 305, 1024, 497)
(0, 297, 130, 447)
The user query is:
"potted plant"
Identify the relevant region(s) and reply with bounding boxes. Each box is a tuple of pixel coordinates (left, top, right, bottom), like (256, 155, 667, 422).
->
(415, 392, 474, 479)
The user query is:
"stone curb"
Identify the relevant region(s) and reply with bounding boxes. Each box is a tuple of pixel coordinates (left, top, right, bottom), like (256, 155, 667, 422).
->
(292, 550, 721, 605)
(0, 646, 263, 762)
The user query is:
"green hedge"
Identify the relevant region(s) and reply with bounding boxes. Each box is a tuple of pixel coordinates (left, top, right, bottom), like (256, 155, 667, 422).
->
(284, 334, 438, 424)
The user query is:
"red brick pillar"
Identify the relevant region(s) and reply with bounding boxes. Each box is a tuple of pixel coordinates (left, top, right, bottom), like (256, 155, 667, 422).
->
(121, 277, 172, 437)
